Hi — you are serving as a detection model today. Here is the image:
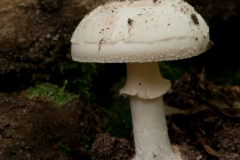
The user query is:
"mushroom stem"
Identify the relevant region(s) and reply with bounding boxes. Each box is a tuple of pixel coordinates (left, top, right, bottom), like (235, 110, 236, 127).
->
(130, 96, 175, 160)
(120, 62, 171, 99)
(120, 62, 177, 160)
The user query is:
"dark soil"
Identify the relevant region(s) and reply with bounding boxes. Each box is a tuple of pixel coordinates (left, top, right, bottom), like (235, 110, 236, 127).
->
(164, 72, 240, 160)
(0, 72, 240, 160)
(92, 133, 135, 160)
(0, 92, 101, 160)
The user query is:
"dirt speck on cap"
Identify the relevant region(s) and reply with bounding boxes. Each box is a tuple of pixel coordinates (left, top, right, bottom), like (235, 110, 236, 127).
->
(206, 40, 214, 50)
(128, 18, 134, 26)
(191, 14, 199, 24)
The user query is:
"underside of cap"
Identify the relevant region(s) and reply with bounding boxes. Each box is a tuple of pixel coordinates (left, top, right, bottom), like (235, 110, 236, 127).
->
(71, 0, 210, 63)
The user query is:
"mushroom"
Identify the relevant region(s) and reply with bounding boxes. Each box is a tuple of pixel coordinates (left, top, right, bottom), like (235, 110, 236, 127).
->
(71, 0, 210, 160)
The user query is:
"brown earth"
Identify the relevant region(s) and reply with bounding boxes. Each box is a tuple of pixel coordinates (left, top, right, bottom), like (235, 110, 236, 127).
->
(0, 72, 240, 160)
(0, 0, 240, 160)
(0, 92, 101, 160)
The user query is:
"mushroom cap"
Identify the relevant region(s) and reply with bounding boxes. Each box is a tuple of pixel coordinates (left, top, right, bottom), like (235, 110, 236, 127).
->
(71, 0, 210, 63)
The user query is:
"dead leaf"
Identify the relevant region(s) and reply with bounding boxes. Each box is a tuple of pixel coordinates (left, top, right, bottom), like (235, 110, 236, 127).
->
(199, 139, 219, 158)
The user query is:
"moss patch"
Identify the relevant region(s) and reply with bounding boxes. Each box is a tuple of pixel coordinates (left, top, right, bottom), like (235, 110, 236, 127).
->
(26, 82, 78, 106)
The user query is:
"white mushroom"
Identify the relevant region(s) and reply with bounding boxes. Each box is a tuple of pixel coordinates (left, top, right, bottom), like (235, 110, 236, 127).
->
(71, 0, 210, 160)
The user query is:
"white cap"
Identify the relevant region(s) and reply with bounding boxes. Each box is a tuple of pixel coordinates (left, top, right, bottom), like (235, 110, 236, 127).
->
(71, 0, 210, 63)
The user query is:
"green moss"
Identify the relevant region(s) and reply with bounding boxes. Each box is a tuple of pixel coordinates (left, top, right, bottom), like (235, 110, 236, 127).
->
(100, 77, 133, 138)
(101, 98, 132, 138)
(26, 81, 78, 106)
(159, 61, 240, 86)
(159, 62, 186, 82)
(59, 140, 72, 156)
(206, 67, 240, 86)
(57, 61, 103, 102)
(80, 134, 96, 151)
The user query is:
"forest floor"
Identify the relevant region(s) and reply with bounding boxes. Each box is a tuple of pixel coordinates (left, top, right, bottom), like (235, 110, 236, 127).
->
(0, 72, 240, 160)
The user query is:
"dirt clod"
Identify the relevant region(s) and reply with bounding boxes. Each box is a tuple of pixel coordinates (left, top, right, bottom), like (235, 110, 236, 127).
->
(92, 133, 135, 160)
